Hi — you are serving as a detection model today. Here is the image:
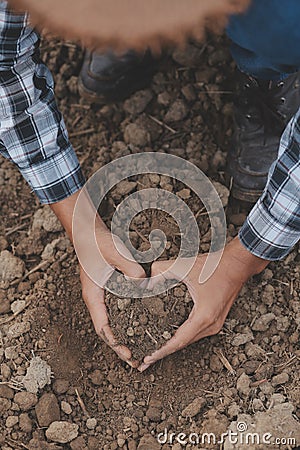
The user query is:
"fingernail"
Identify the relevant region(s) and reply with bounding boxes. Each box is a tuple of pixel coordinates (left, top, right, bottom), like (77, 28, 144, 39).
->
(138, 363, 150, 372)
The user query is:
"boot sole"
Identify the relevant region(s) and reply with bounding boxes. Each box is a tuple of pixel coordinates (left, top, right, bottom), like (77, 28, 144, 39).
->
(231, 183, 263, 203)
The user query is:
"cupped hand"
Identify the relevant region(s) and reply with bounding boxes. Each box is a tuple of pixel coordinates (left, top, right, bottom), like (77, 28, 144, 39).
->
(138, 236, 269, 371)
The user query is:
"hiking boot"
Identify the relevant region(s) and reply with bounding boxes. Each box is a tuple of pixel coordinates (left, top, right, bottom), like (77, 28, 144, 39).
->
(78, 49, 157, 103)
(227, 71, 300, 202)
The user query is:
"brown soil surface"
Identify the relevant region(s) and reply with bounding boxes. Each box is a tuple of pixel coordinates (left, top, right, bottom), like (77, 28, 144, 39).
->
(0, 34, 299, 450)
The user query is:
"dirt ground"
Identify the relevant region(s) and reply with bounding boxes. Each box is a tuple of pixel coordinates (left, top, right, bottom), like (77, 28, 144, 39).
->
(0, 34, 299, 450)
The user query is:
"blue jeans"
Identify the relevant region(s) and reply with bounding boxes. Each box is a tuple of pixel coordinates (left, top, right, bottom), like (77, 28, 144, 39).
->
(227, 0, 300, 80)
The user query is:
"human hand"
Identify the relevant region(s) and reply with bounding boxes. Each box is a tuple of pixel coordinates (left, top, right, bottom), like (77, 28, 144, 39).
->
(51, 190, 146, 367)
(138, 236, 269, 371)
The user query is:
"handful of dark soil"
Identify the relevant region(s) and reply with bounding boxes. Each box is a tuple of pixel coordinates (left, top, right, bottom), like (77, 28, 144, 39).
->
(105, 284, 193, 362)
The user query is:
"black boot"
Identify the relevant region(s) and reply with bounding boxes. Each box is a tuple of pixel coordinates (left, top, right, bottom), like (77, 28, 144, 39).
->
(227, 71, 300, 202)
(78, 49, 157, 103)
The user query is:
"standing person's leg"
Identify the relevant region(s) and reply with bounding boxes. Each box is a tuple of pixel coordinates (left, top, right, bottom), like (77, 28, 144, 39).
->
(226, 0, 300, 201)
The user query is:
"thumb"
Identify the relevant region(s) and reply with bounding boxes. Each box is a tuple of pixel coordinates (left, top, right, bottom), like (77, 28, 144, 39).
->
(112, 235, 146, 281)
(148, 257, 196, 289)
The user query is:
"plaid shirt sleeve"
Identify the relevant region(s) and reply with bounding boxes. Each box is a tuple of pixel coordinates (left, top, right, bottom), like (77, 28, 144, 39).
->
(0, 1, 85, 204)
(239, 107, 300, 261)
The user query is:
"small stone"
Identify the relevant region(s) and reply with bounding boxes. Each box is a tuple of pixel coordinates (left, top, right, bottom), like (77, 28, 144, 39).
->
(86, 417, 97, 430)
(232, 332, 254, 346)
(0, 398, 11, 415)
(46, 421, 79, 444)
(212, 181, 229, 207)
(227, 403, 240, 419)
(252, 398, 264, 411)
(252, 313, 275, 332)
(0, 298, 10, 314)
(157, 91, 171, 106)
(172, 44, 205, 67)
(7, 321, 31, 338)
(146, 407, 161, 422)
(209, 354, 223, 372)
(176, 188, 190, 199)
(114, 180, 137, 197)
(14, 391, 38, 411)
(0, 250, 25, 282)
(181, 397, 206, 417)
(35, 393, 60, 427)
(32, 207, 63, 232)
(127, 327, 135, 337)
(124, 89, 153, 115)
(0, 385, 14, 399)
(10, 300, 26, 314)
(237, 372, 251, 397)
(19, 413, 33, 433)
(124, 123, 150, 147)
(61, 401, 72, 415)
(70, 436, 87, 450)
(6, 415, 18, 428)
(53, 379, 69, 394)
(272, 372, 289, 386)
(117, 298, 131, 311)
(22, 356, 52, 394)
(137, 434, 161, 450)
(88, 369, 104, 386)
(162, 331, 171, 340)
(165, 99, 188, 122)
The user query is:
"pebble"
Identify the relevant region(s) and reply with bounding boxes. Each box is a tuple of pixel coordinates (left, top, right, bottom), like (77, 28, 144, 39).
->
(252, 313, 275, 331)
(14, 391, 38, 411)
(61, 400, 72, 415)
(237, 372, 251, 397)
(19, 412, 33, 433)
(211, 181, 229, 207)
(53, 378, 69, 394)
(0, 250, 25, 282)
(10, 300, 26, 314)
(86, 417, 97, 430)
(209, 354, 223, 372)
(137, 434, 161, 450)
(0, 385, 14, 399)
(162, 331, 171, 340)
(46, 421, 79, 444)
(146, 407, 161, 422)
(88, 369, 104, 386)
(5, 415, 18, 428)
(232, 331, 254, 346)
(32, 206, 63, 232)
(35, 393, 60, 427)
(172, 44, 205, 67)
(7, 321, 31, 339)
(124, 89, 153, 115)
(0, 398, 11, 415)
(117, 297, 131, 311)
(272, 372, 289, 386)
(127, 327, 135, 337)
(124, 123, 150, 147)
(165, 99, 188, 122)
(0, 298, 10, 314)
(22, 356, 52, 394)
(176, 188, 190, 199)
(181, 397, 206, 417)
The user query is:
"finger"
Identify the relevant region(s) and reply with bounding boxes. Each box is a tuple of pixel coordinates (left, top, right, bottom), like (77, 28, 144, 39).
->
(83, 288, 138, 367)
(112, 236, 146, 281)
(146, 259, 178, 290)
(100, 325, 139, 368)
(139, 312, 202, 369)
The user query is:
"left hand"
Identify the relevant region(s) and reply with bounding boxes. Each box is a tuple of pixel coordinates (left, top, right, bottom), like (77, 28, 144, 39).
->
(138, 236, 269, 371)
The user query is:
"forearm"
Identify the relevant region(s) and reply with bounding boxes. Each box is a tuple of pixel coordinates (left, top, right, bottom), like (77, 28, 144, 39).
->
(50, 189, 107, 242)
(239, 109, 300, 261)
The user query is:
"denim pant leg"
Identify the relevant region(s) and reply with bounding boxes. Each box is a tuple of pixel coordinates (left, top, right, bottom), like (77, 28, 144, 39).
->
(227, 0, 300, 80)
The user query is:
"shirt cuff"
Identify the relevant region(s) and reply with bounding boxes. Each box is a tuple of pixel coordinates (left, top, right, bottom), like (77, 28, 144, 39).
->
(19, 144, 85, 204)
(239, 197, 300, 261)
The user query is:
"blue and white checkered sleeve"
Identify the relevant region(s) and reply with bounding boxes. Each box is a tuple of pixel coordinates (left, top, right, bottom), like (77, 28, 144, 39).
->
(0, 3, 85, 204)
(239, 108, 300, 261)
